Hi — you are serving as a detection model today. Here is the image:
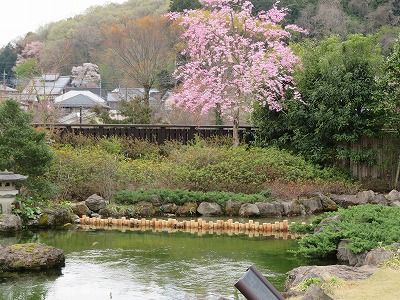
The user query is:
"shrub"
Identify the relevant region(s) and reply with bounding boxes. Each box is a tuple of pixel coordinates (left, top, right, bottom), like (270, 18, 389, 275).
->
(114, 189, 271, 206)
(293, 205, 400, 258)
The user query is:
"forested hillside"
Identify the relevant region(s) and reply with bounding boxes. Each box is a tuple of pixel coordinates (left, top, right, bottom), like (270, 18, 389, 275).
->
(0, 0, 399, 90)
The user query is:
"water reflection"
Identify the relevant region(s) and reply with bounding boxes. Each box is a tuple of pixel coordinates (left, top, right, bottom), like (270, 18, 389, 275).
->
(0, 229, 310, 300)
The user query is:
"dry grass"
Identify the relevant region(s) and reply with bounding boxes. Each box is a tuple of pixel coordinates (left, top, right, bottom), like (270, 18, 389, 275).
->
(330, 268, 400, 300)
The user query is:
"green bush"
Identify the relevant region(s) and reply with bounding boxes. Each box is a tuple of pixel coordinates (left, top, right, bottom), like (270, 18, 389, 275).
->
(114, 189, 272, 206)
(293, 205, 400, 258)
(46, 138, 354, 200)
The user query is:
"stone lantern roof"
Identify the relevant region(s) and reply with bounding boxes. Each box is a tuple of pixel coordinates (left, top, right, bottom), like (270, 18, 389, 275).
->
(0, 171, 28, 182)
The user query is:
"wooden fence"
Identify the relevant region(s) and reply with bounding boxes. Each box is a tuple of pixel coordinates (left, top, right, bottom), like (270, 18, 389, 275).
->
(348, 131, 400, 189)
(33, 124, 256, 144)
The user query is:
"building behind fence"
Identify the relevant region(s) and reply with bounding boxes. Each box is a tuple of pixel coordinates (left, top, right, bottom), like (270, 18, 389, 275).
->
(34, 124, 400, 189)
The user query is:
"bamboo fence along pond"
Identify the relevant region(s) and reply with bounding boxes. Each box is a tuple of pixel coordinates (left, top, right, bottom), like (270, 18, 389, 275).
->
(79, 216, 301, 239)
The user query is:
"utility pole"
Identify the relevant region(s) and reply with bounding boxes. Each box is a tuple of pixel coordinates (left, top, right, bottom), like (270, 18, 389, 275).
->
(2, 70, 6, 89)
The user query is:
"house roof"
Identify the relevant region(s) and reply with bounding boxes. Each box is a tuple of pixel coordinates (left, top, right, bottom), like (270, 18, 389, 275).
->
(0, 85, 18, 92)
(23, 74, 71, 96)
(0, 171, 28, 182)
(58, 110, 98, 124)
(54, 90, 109, 108)
(65, 87, 107, 98)
(107, 88, 160, 103)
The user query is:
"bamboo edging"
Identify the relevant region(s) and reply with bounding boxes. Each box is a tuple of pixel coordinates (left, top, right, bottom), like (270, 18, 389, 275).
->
(79, 216, 302, 239)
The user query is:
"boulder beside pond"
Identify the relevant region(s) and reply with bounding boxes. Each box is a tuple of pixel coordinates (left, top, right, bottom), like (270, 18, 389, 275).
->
(197, 202, 222, 216)
(38, 208, 74, 227)
(85, 194, 107, 212)
(0, 243, 65, 272)
(0, 214, 22, 232)
(239, 203, 260, 217)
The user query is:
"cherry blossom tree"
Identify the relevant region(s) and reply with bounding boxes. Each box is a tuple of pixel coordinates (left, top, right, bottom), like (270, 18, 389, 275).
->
(71, 63, 101, 88)
(168, 0, 306, 145)
(16, 41, 43, 65)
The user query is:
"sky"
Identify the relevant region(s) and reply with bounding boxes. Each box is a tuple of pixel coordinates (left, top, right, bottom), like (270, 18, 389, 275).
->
(0, 0, 127, 47)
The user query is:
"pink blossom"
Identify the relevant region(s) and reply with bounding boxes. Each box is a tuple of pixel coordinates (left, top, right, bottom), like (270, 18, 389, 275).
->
(166, 0, 304, 122)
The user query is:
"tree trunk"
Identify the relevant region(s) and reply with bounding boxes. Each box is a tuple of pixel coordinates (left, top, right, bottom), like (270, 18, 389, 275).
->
(233, 108, 240, 147)
(143, 85, 151, 108)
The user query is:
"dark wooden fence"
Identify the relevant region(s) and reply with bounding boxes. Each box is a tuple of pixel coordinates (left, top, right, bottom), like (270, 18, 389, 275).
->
(33, 124, 257, 144)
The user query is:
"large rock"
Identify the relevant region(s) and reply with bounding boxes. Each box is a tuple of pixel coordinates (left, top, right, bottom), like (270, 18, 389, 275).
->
(176, 202, 198, 216)
(197, 202, 222, 216)
(337, 240, 367, 266)
(364, 248, 394, 266)
(134, 202, 155, 217)
(282, 201, 304, 217)
(317, 194, 338, 212)
(286, 265, 375, 290)
(239, 203, 260, 217)
(98, 207, 124, 218)
(370, 193, 388, 205)
(71, 202, 90, 217)
(38, 208, 74, 227)
(357, 190, 375, 203)
(256, 202, 284, 217)
(85, 194, 107, 212)
(299, 197, 324, 214)
(386, 190, 400, 202)
(302, 285, 333, 300)
(330, 194, 363, 208)
(160, 203, 178, 214)
(0, 214, 22, 232)
(0, 243, 65, 272)
(225, 200, 242, 216)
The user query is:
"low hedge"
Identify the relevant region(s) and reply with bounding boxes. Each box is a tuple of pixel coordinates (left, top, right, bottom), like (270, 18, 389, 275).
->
(113, 189, 272, 206)
(292, 205, 400, 258)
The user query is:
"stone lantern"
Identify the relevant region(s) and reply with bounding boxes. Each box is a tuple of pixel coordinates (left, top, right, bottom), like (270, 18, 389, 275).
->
(0, 171, 27, 214)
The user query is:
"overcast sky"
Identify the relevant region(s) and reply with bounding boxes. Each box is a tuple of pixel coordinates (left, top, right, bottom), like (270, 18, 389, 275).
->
(0, 0, 127, 47)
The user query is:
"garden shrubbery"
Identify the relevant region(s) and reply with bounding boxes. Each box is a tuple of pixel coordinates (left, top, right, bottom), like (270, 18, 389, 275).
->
(292, 205, 400, 258)
(114, 189, 272, 206)
(45, 136, 355, 200)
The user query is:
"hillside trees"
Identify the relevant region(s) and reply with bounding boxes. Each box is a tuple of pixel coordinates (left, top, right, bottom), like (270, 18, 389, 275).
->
(0, 44, 18, 83)
(254, 35, 386, 165)
(105, 15, 177, 107)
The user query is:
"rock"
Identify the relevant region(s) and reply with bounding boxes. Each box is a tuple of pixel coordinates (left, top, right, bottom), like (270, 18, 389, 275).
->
(391, 201, 400, 207)
(98, 207, 123, 218)
(72, 214, 80, 224)
(176, 202, 198, 216)
(197, 202, 222, 216)
(286, 265, 375, 290)
(225, 200, 242, 216)
(282, 201, 304, 217)
(330, 194, 362, 208)
(38, 208, 73, 227)
(71, 202, 90, 217)
(364, 248, 394, 266)
(134, 202, 155, 217)
(84, 194, 107, 212)
(0, 214, 22, 232)
(386, 190, 400, 202)
(299, 197, 324, 214)
(302, 285, 333, 300)
(239, 203, 260, 217)
(0, 243, 65, 272)
(357, 190, 375, 204)
(91, 213, 100, 218)
(160, 203, 178, 214)
(256, 202, 284, 217)
(370, 194, 388, 205)
(318, 194, 338, 212)
(337, 239, 367, 266)
(314, 215, 341, 234)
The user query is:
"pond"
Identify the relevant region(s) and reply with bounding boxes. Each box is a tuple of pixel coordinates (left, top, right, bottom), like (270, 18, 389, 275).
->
(0, 228, 318, 300)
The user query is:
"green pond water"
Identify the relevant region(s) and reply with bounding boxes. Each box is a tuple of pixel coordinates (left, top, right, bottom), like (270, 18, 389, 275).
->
(0, 228, 318, 300)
